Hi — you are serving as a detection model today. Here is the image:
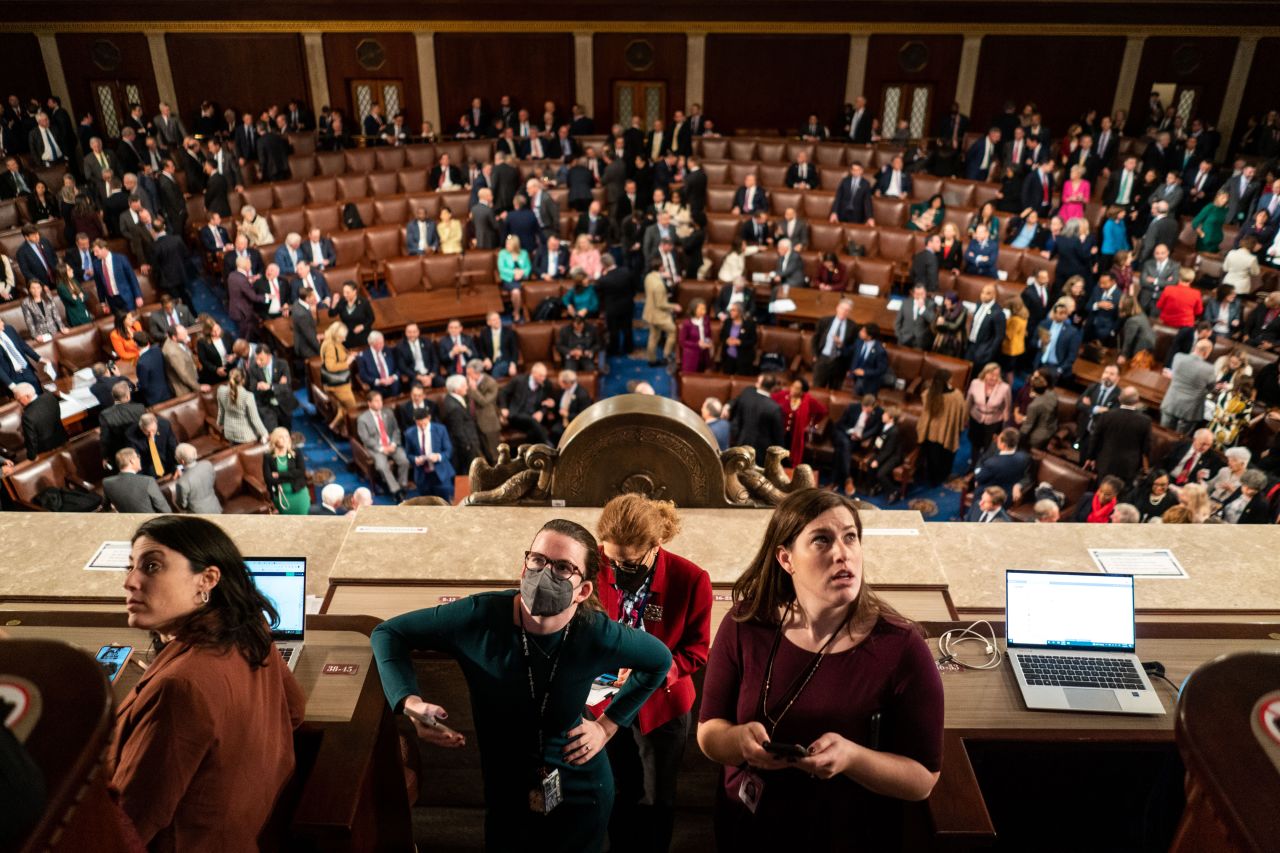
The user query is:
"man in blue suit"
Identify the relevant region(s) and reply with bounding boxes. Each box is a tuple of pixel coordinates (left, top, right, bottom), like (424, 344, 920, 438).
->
(16, 224, 59, 286)
(356, 331, 402, 398)
(290, 261, 332, 306)
(405, 208, 440, 255)
(134, 331, 174, 406)
(973, 428, 1031, 497)
(273, 233, 305, 276)
(964, 485, 1013, 522)
(91, 239, 143, 315)
(1034, 300, 1082, 382)
(849, 323, 888, 395)
(964, 128, 1002, 181)
(404, 406, 455, 502)
(0, 315, 48, 394)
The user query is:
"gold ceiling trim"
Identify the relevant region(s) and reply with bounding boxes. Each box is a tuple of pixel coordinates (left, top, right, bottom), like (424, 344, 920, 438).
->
(0, 20, 1272, 37)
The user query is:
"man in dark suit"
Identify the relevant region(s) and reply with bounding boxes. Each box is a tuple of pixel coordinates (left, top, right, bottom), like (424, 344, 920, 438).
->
(0, 156, 36, 200)
(729, 374, 785, 464)
(1075, 363, 1121, 439)
(146, 293, 196, 343)
(438, 374, 484, 472)
(549, 369, 592, 444)
(1094, 116, 1121, 168)
(1084, 387, 1151, 484)
(98, 381, 146, 468)
(200, 215, 232, 257)
(436, 319, 476, 378)
(1225, 164, 1261, 224)
(574, 200, 613, 245)
(849, 324, 888, 395)
(156, 159, 187, 236)
(92, 241, 144, 315)
(103, 447, 171, 512)
(1103, 155, 1142, 209)
(27, 112, 66, 166)
(1183, 160, 1219, 216)
(910, 234, 941, 291)
(812, 301, 858, 389)
(15, 383, 66, 460)
(785, 151, 819, 189)
(16, 225, 59, 286)
(525, 178, 560, 240)
(1062, 134, 1102, 184)
(149, 218, 191, 302)
(498, 361, 556, 445)
(965, 284, 1006, 367)
(88, 361, 134, 409)
(731, 174, 768, 216)
(1032, 301, 1083, 382)
(393, 323, 440, 388)
(531, 236, 569, 281)
(247, 345, 298, 431)
(846, 96, 872, 144)
(475, 312, 518, 377)
(829, 163, 875, 224)
(254, 264, 289, 324)
(683, 156, 707, 225)
(256, 123, 292, 182)
(973, 428, 1031, 498)
(1142, 132, 1176, 177)
(202, 160, 231, 218)
(126, 413, 177, 478)
(356, 331, 402, 399)
(865, 409, 904, 495)
(1139, 201, 1179, 265)
(1161, 429, 1223, 487)
(829, 394, 883, 494)
(0, 317, 48, 393)
(565, 157, 594, 212)
(935, 103, 969, 150)
(291, 285, 322, 361)
(569, 104, 594, 137)
(1021, 161, 1056, 219)
(964, 486, 1013, 522)
(134, 333, 174, 406)
(964, 128, 1002, 181)
(874, 155, 912, 198)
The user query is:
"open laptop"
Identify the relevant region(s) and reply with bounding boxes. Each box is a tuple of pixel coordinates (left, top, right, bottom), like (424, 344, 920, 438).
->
(246, 558, 306, 672)
(1005, 570, 1164, 715)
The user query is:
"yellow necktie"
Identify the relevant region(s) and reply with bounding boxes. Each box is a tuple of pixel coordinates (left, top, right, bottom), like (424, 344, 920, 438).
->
(98, 153, 106, 169)
(148, 436, 164, 477)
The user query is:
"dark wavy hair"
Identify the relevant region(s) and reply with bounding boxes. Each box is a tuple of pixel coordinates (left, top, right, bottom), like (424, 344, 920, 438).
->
(535, 518, 604, 616)
(132, 515, 278, 668)
(731, 489, 908, 637)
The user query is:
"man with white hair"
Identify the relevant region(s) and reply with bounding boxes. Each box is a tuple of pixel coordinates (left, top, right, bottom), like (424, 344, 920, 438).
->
(358, 331, 401, 397)
(350, 486, 374, 509)
(304, 227, 336, 271)
(274, 232, 305, 276)
(439, 374, 483, 471)
(551, 369, 591, 443)
(526, 177, 560, 240)
(173, 443, 222, 513)
(16, 382, 67, 460)
(1111, 503, 1140, 523)
(1033, 499, 1060, 523)
(311, 483, 347, 515)
(1161, 339, 1216, 433)
(102, 447, 170, 513)
(356, 390, 409, 500)
(771, 238, 804, 286)
(1139, 200, 1178, 264)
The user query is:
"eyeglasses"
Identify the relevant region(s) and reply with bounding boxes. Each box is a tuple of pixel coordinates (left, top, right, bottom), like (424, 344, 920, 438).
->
(610, 549, 654, 574)
(524, 551, 581, 581)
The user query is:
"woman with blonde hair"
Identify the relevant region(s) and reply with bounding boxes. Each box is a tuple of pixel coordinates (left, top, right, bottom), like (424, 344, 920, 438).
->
(320, 321, 358, 431)
(569, 234, 603, 281)
(437, 206, 463, 254)
(966, 362, 1011, 466)
(1175, 482, 1211, 523)
(1000, 298, 1028, 373)
(263, 427, 310, 514)
(697, 489, 943, 850)
(238, 204, 274, 247)
(216, 368, 269, 444)
(594, 494, 712, 853)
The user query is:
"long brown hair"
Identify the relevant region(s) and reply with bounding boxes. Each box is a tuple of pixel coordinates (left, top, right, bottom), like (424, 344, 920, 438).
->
(924, 370, 953, 418)
(731, 489, 906, 636)
(536, 518, 604, 615)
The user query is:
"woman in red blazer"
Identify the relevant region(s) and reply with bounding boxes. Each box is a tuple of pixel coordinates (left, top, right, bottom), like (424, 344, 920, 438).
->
(596, 494, 713, 853)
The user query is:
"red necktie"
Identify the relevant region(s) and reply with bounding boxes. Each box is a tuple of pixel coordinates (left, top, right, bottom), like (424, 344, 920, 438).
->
(1042, 177, 1050, 203)
(1177, 453, 1197, 485)
(105, 257, 117, 296)
(213, 228, 224, 249)
(376, 350, 388, 379)
(376, 412, 389, 445)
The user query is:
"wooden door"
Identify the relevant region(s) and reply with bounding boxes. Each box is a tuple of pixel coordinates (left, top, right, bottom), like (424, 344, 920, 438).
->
(349, 78, 406, 128)
(614, 81, 666, 128)
(880, 83, 934, 141)
(89, 79, 142, 140)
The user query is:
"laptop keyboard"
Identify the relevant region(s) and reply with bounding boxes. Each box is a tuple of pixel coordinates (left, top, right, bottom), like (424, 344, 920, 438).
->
(1017, 654, 1146, 690)
(279, 646, 294, 664)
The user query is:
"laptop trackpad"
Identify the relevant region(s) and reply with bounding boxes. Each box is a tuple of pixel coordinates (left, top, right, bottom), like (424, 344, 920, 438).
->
(1063, 688, 1122, 711)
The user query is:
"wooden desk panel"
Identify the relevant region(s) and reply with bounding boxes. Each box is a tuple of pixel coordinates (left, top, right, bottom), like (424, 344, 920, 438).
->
(265, 289, 503, 351)
(778, 290, 897, 329)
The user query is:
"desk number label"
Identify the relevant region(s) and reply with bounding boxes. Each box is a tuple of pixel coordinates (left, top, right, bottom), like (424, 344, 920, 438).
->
(439, 595, 460, 603)
(322, 663, 360, 676)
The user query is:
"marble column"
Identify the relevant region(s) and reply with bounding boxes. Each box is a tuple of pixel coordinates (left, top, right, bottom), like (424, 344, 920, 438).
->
(1217, 36, 1259, 162)
(145, 32, 179, 112)
(954, 35, 983, 117)
(845, 34, 869, 105)
(414, 32, 441, 130)
(36, 34, 73, 116)
(302, 33, 331, 115)
(573, 32, 593, 114)
(1111, 36, 1146, 118)
(685, 33, 705, 111)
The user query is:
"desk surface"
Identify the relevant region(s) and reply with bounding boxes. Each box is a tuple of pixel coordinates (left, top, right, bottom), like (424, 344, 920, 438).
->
(266, 289, 504, 352)
(0, 513, 352, 601)
(328, 505, 945, 586)
(778, 290, 897, 328)
(928, 522, 1280, 613)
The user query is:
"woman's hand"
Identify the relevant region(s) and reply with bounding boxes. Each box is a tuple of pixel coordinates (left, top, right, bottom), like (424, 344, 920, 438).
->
(796, 732, 859, 780)
(564, 715, 617, 765)
(735, 722, 792, 771)
(404, 696, 466, 747)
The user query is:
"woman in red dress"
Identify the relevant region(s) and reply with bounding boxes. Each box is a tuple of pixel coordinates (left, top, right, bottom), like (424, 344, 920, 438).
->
(770, 378, 828, 468)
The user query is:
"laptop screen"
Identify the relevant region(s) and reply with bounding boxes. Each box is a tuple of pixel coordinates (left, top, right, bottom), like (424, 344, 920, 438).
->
(1005, 570, 1136, 651)
(246, 558, 307, 641)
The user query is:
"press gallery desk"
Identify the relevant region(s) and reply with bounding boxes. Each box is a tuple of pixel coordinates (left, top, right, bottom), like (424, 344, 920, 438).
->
(0, 610, 412, 852)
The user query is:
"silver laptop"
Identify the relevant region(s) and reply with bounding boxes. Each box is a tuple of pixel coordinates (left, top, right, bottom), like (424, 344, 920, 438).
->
(1005, 570, 1164, 716)
(246, 558, 306, 672)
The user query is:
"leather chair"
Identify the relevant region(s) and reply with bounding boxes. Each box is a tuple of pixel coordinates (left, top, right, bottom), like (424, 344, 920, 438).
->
(728, 163, 759, 186)
(66, 427, 105, 489)
(313, 151, 345, 175)
(702, 162, 729, 185)
(729, 140, 757, 162)
(853, 257, 894, 297)
(272, 180, 306, 209)
(879, 343, 926, 405)
(842, 224, 879, 257)
(1008, 453, 1092, 521)
(436, 142, 465, 164)
(922, 352, 972, 392)
(53, 325, 102, 373)
(706, 213, 740, 244)
(304, 203, 341, 233)
(404, 145, 436, 167)
(876, 228, 917, 265)
(756, 326, 805, 374)
(367, 171, 400, 197)
(1019, 252, 1057, 283)
(269, 207, 306, 241)
(757, 142, 786, 163)
(153, 392, 229, 459)
(765, 189, 799, 216)
(699, 138, 728, 160)
(329, 231, 367, 266)
(845, 146, 874, 168)
(326, 263, 362, 292)
(209, 442, 273, 513)
(287, 154, 316, 180)
(677, 372, 733, 413)
(996, 246, 1025, 281)
(941, 206, 975, 235)
(460, 250, 498, 286)
(955, 274, 990, 306)
(870, 196, 907, 229)
(0, 199, 19, 229)
(376, 147, 407, 171)
(973, 183, 1002, 209)
(675, 280, 720, 312)
(759, 165, 788, 191)
(374, 196, 410, 226)
(423, 255, 460, 291)
(809, 222, 844, 253)
(0, 400, 23, 457)
(364, 225, 404, 273)
(1151, 323, 1177, 364)
(514, 322, 557, 366)
(941, 179, 977, 208)
(464, 141, 493, 165)
(305, 176, 338, 204)
(785, 142, 816, 163)
(336, 174, 369, 200)
(803, 191, 836, 220)
(0, 300, 28, 338)
(819, 169, 847, 191)
(6, 451, 99, 512)
(912, 174, 944, 200)
(706, 187, 736, 214)
(349, 198, 373, 227)
(441, 190, 471, 217)
(344, 149, 376, 174)
(240, 185, 274, 213)
(406, 192, 440, 219)
(398, 167, 429, 194)
(384, 256, 426, 294)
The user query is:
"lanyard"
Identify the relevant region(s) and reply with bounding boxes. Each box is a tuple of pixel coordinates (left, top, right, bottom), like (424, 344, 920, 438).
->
(758, 602, 853, 736)
(519, 611, 572, 760)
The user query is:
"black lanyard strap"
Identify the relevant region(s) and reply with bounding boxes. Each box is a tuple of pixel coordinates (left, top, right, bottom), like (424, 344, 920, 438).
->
(759, 602, 853, 736)
(519, 612, 572, 759)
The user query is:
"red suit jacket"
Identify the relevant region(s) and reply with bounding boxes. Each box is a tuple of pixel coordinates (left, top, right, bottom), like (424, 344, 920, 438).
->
(597, 547, 713, 734)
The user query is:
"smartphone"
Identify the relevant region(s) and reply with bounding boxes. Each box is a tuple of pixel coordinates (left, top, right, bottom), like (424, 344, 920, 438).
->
(404, 705, 462, 739)
(763, 741, 808, 760)
(96, 645, 134, 684)
(593, 673, 618, 687)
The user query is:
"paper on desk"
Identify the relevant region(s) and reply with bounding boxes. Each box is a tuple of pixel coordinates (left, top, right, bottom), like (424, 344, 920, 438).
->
(85, 541, 133, 571)
(857, 283, 880, 297)
(768, 299, 797, 314)
(886, 297, 903, 312)
(65, 386, 99, 408)
(305, 595, 324, 615)
(751, 272, 771, 284)
(42, 362, 56, 381)
(588, 682, 619, 706)
(1088, 548, 1187, 578)
(72, 367, 95, 387)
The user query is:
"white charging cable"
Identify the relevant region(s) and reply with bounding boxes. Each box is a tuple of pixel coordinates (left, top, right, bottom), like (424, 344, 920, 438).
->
(937, 620, 1003, 670)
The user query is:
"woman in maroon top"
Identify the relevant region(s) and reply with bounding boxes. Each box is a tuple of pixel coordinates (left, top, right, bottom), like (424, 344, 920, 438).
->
(697, 489, 943, 851)
(596, 494, 713, 853)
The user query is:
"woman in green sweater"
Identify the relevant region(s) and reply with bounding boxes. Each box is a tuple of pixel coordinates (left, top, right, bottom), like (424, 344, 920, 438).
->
(1192, 190, 1229, 252)
(371, 519, 672, 853)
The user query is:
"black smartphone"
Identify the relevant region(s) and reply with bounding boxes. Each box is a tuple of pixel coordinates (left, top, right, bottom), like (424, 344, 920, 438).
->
(96, 645, 134, 684)
(763, 741, 808, 760)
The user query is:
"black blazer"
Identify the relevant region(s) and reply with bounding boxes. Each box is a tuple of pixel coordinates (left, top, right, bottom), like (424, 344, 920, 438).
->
(718, 316, 758, 374)
(263, 450, 308, 496)
(729, 387, 784, 464)
(22, 392, 68, 460)
(1215, 488, 1273, 524)
(1161, 441, 1224, 485)
(498, 374, 556, 416)
(125, 421, 177, 477)
(872, 424, 903, 470)
(394, 336, 441, 381)
(195, 338, 231, 385)
(476, 325, 518, 365)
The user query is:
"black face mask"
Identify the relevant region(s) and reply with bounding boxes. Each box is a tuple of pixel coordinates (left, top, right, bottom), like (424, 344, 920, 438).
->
(612, 550, 655, 593)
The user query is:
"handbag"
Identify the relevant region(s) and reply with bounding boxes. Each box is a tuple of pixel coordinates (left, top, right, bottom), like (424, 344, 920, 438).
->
(321, 366, 350, 385)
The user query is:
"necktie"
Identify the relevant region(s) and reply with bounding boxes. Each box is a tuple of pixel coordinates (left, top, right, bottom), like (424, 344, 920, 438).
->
(81, 250, 90, 273)
(420, 427, 432, 469)
(97, 153, 106, 169)
(33, 244, 49, 278)
(213, 228, 224, 249)
(148, 436, 164, 476)
(0, 330, 24, 370)
(376, 412, 389, 445)
(14, 172, 28, 193)
(42, 128, 60, 159)
(1177, 452, 1197, 484)
(454, 338, 464, 373)
(1042, 175, 1050, 203)
(170, 311, 178, 328)
(104, 257, 117, 296)
(981, 511, 992, 523)
(264, 363, 272, 383)
(375, 350, 388, 379)
(1119, 171, 1131, 203)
